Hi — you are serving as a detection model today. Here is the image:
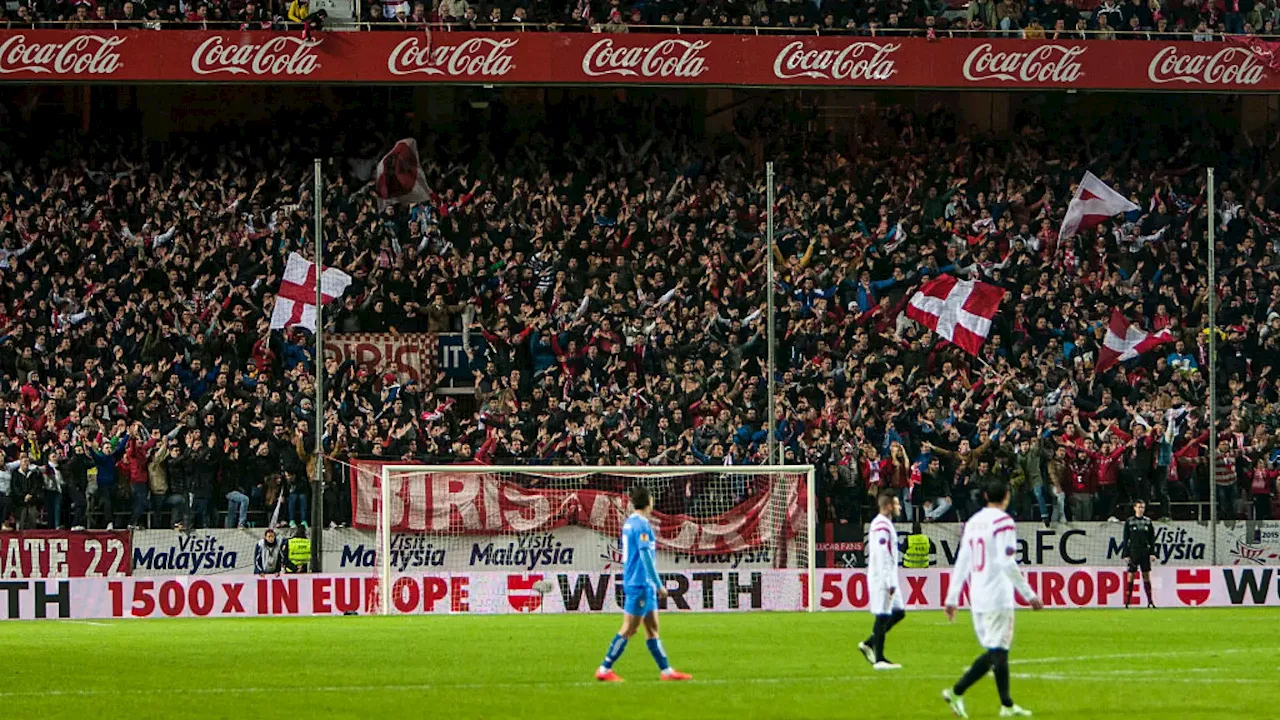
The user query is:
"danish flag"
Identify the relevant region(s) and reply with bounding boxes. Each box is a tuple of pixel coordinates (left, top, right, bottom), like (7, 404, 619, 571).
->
(269, 252, 352, 331)
(1058, 171, 1139, 240)
(1095, 310, 1174, 375)
(906, 275, 1005, 356)
(375, 138, 431, 206)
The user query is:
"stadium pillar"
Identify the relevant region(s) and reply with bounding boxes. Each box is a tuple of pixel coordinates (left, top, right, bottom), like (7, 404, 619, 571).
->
(312, 158, 325, 571)
(1206, 168, 1218, 561)
(766, 161, 777, 467)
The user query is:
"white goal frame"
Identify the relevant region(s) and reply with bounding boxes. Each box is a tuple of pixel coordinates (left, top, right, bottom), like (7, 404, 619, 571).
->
(376, 464, 817, 614)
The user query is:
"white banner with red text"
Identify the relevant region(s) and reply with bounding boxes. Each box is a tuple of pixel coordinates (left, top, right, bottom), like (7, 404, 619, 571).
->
(3, 566, 1279, 619)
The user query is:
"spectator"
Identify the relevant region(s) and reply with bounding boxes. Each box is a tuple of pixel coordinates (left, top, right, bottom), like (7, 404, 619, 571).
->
(968, 0, 998, 28)
(286, 0, 309, 23)
(253, 528, 282, 574)
(10, 456, 45, 530)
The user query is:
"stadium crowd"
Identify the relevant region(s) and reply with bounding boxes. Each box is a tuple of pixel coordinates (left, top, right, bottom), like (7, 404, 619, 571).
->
(5, 0, 1280, 39)
(0, 94, 1278, 534)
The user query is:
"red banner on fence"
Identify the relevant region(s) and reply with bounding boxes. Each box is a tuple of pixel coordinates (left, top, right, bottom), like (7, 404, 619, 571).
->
(347, 460, 804, 555)
(324, 333, 438, 384)
(0, 531, 132, 578)
(0, 30, 1276, 91)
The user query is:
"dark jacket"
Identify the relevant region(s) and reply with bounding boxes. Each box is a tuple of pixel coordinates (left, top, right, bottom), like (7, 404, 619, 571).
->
(11, 466, 46, 507)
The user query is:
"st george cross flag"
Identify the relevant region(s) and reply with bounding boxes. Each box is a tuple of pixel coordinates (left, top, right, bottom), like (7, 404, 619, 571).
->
(906, 275, 1005, 356)
(269, 252, 352, 331)
(1095, 310, 1174, 375)
(375, 138, 431, 206)
(1058, 171, 1139, 241)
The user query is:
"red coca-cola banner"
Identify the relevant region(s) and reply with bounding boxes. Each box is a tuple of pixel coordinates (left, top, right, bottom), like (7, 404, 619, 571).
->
(0, 30, 1277, 91)
(0, 531, 132, 578)
(348, 460, 805, 555)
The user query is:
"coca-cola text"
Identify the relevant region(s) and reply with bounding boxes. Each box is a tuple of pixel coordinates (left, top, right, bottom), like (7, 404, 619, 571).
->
(772, 41, 899, 82)
(387, 37, 517, 77)
(581, 38, 709, 79)
(961, 42, 1086, 84)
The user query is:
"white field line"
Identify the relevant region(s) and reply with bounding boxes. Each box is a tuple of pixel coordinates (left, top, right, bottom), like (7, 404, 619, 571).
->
(1, 667, 1273, 700)
(1011, 647, 1257, 666)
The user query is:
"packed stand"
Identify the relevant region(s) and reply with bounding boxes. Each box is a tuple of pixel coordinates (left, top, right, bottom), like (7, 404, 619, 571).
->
(0, 94, 1278, 534)
(5, 0, 1279, 38)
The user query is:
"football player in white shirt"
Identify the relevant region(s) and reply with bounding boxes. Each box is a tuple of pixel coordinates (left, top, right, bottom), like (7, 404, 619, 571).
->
(858, 492, 906, 671)
(942, 481, 1043, 719)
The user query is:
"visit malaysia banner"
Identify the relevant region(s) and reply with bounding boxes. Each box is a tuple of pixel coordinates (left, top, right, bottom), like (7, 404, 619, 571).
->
(0, 30, 1278, 91)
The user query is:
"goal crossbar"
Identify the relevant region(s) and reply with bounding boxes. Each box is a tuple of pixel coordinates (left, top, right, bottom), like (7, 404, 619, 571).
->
(375, 464, 818, 614)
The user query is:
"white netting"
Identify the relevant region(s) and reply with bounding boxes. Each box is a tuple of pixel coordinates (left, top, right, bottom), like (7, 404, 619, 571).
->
(355, 464, 813, 615)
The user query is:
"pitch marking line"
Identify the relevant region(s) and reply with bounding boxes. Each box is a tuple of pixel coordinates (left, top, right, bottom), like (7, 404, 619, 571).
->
(1011, 648, 1257, 666)
(0, 670, 1272, 699)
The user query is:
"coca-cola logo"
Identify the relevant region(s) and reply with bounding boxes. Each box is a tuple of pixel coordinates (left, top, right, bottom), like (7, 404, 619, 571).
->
(0, 34, 125, 75)
(388, 37, 517, 77)
(190, 36, 320, 76)
(1147, 46, 1265, 85)
(581, 38, 709, 79)
(962, 43, 1085, 84)
(772, 41, 899, 81)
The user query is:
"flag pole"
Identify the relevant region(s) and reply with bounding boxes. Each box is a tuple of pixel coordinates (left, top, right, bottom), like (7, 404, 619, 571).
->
(312, 158, 325, 570)
(766, 161, 777, 467)
(1207, 167, 1218, 557)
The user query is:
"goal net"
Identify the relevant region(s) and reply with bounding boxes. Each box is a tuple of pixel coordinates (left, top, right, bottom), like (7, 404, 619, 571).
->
(351, 464, 815, 615)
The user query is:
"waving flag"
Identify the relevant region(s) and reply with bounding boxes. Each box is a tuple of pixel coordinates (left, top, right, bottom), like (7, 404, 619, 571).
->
(1058, 171, 1139, 240)
(1095, 310, 1174, 375)
(270, 252, 352, 331)
(375, 138, 431, 206)
(906, 275, 1005, 356)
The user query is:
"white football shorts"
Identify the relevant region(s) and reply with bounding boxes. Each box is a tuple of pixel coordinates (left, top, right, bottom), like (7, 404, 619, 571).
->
(971, 609, 1015, 650)
(869, 585, 906, 616)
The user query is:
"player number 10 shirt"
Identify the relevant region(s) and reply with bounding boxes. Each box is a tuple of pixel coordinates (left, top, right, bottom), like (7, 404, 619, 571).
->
(945, 508, 1036, 612)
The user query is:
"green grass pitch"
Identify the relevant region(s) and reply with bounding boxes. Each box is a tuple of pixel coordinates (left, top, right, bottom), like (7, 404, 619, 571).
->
(4, 609, 1277, 719)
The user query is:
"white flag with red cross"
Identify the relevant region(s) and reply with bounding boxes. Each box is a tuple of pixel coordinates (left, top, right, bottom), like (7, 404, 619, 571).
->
(1058, 171, 1140, 241)
(1095, 309, 1174, 375)
(269, 252, 352, 331)
(906, 274, 1005, 356)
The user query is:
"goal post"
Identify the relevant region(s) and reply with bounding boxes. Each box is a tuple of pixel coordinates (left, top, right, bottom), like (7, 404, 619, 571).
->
(370, 464, 817, 615)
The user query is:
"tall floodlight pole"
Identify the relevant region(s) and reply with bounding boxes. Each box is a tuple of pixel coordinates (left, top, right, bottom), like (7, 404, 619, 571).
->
(766, 162, 778, 467)
(1207, 168, 1218, 561)
(312, 158, 325, 570)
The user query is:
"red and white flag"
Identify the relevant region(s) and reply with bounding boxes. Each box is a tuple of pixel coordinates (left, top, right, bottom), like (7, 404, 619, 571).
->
(375, 138, 430, 206)
(1095, 310, 1174, 375)
(269, 252, 352, 331)
(906, 275, 1005, 356)
(1058, 171, 1139, 241)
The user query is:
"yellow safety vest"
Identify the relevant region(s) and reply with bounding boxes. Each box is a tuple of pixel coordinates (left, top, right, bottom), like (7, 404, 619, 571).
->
(903, 534, 931, 568)
(287, 538, 311, 568)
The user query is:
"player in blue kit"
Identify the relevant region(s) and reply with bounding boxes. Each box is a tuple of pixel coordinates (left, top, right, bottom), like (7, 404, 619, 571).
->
(595, 486, 693, 683)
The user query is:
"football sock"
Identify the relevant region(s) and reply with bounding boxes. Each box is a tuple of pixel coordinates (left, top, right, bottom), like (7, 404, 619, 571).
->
(864, 617, 879, 650)
(870, 614, 890, 661)
(954, 652, 993, 696)
(886, 607, 906, 631)
(989, 649, 1013, 707)
(646, 638, 671, 671)
(1143, 579, 1154, 604)
(1125, 576, 1134, 605)
(601, 634, 628, 670)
